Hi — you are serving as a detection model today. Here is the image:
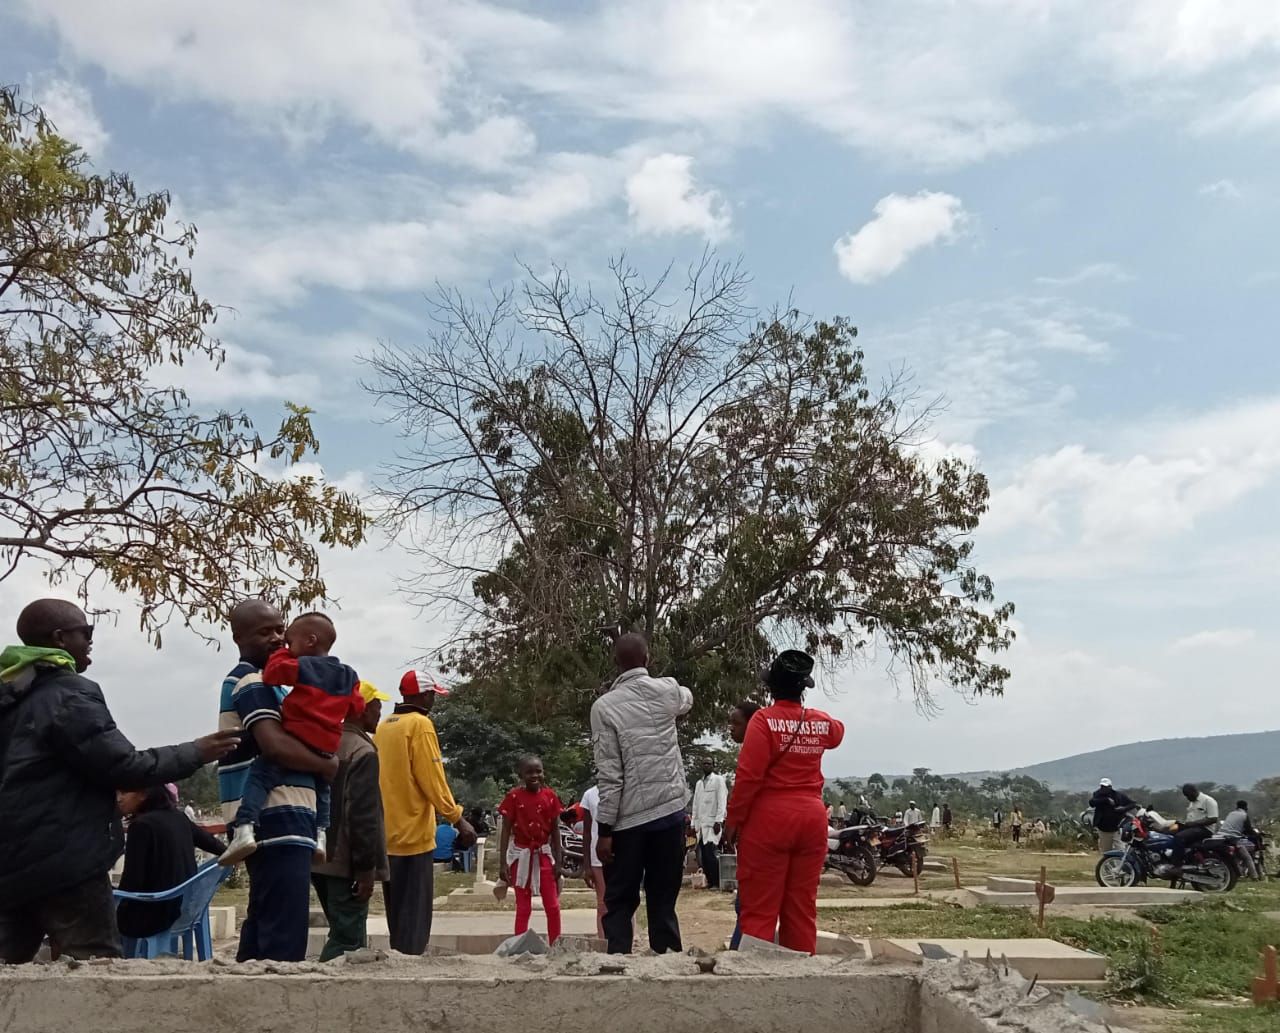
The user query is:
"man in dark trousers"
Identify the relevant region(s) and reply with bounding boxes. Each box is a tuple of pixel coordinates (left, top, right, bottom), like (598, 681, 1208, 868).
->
(0, 598, 238, 962)
(1089, 778, 1135, 854)
(591, 633, 693, 954)
(217, 599, 339, 962)
(376, 670, 475, 954)
(311, 679, 390, 960)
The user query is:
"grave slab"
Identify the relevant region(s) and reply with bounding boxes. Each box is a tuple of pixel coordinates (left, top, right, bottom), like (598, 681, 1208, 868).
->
(871, 938, 1107, 982)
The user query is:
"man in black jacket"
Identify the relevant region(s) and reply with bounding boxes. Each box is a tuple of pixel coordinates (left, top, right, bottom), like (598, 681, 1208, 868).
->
(0, 599, 238, 963)
(1089, 778, 1135, 853)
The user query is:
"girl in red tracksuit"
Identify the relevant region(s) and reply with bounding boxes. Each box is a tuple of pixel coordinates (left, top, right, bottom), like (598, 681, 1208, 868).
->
(725, 650, 844, 954)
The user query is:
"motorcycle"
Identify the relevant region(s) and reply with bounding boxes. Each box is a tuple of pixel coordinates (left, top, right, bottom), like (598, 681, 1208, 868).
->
(559, 820, 585, 880)
(825, 824, 880, 886)
(877, 820, 930, 877)
(1095, 811, 1238, 893)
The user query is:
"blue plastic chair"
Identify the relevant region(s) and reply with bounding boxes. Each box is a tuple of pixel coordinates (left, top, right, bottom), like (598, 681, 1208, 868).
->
(114, 860, 232, 960)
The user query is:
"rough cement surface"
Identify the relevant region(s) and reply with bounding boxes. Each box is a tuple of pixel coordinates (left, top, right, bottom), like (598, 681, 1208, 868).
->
(0, 951, 1126, 1033)
(919, 958, 1123, 1033)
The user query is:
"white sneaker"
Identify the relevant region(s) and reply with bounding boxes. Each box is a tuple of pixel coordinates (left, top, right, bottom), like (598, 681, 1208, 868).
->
(313, 829, 327, 862)
(219, 823, 258, 866)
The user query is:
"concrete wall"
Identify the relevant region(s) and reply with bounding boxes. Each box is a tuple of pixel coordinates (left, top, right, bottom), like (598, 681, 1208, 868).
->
(0, 956, 916, 1033)
(0, 954, 1116, 1033)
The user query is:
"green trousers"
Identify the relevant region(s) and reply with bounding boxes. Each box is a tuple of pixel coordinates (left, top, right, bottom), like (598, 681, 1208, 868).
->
(311, 874, 369, 962)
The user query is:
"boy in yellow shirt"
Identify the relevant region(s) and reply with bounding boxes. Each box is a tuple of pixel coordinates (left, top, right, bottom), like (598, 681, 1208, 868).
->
(375, 670, 476, 954)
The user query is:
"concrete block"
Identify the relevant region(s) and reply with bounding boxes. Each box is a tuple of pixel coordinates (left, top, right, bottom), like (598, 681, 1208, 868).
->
(815, 931, 867, 957)
(208, 906, 237, 941)
(967, 885, 1198, 907)
(873, 938, 1107, 982)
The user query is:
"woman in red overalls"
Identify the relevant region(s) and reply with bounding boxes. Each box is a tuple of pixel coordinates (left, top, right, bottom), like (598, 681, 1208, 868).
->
(724, 650, 844, 954)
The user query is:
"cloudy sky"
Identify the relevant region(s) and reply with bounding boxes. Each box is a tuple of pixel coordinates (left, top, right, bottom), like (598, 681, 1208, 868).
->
(5, 1, 1279, 778)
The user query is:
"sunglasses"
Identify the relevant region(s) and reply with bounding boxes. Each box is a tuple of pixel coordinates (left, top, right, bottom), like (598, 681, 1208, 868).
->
(57, 624, 95, 641)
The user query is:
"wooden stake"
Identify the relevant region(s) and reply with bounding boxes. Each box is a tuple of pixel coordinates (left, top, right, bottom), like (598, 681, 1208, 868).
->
(912, 851, 920, 896)
(952, 855, 962, 890)
(1254, 945, 1279, 1005)
(1033, 865, 1058, 931)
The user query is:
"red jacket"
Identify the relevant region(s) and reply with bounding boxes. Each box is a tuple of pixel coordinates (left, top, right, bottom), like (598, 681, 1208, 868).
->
(726, 700, 844, 828)
(264, 648, 363, 755)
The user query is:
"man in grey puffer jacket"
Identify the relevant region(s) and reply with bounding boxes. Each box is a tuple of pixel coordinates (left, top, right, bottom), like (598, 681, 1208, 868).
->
(590, 633, 693, 954)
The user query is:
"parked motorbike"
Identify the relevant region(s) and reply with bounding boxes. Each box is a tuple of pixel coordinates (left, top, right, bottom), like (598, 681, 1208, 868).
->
(825, 824, 879, 886)
(559, 821, 585, 880)
(877, 820, 930, 877)
(1228, 830, 1268, 881)
(1096, 811, 1238, 892)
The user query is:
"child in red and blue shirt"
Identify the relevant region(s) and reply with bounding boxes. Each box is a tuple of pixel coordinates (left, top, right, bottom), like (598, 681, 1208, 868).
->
(496, 755, 565, 943)
(219, 612, 361, 865)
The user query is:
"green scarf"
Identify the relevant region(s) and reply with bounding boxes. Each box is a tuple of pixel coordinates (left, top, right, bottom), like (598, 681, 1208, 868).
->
(0, 645, 77, 681)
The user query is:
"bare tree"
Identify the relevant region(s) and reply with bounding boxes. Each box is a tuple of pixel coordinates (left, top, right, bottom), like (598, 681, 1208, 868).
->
(366, 256, 1013, 731)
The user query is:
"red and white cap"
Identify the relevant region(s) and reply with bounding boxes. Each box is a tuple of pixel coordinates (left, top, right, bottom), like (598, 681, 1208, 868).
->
(399, 669, 450, 698)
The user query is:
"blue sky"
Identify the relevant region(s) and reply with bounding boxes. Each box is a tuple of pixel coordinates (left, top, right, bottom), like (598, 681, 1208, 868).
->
(5, 1, 1279, 777)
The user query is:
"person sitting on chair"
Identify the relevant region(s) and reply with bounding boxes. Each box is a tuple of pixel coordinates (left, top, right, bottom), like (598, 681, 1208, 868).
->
(116, 785, 226, 939)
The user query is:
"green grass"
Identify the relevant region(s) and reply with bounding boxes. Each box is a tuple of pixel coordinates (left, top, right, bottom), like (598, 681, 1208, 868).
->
(1183, 1005, 1280, 1033)
(826, 903, 1042, 939)
(827, 886, 1280, 1033)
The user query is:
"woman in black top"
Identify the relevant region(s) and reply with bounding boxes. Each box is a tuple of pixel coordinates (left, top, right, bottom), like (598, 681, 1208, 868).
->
(115, 786, 225, 939)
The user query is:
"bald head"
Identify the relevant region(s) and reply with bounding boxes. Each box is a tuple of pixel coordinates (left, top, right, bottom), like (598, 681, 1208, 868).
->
(614, 632, 649, 672)
(229, 598, 285, 668)
(16, 599, 94, 671)
(16, 599, 86, 646)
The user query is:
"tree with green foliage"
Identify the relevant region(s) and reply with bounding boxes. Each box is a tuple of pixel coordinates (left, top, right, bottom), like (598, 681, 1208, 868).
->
(368, 257, 1014, 740)
(0, 87, 365, 637)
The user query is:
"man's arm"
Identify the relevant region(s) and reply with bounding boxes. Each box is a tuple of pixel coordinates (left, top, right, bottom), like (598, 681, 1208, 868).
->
(590, 703, 623, 832)
(495, 813, 512, 884)
(550, 805, 565, 876)
(52, 682, 206, 789)
(409, 720, 466, 827)
(191, 822, 227, 856)
(713, 776, 728, 825)
(250, 720, 339, 780)
(345, 751, 384, 878)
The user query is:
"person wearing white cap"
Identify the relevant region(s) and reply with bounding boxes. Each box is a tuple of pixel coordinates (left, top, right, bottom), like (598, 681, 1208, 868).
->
(1088, 778, 1135, 854)
(375, 670, 476, 954)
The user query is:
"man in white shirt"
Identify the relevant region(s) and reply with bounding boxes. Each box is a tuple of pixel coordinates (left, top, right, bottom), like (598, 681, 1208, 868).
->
(1171, 783, 1219, 870)
(903, 801, 924, 826)
(690, 758, 727, 889)
(930, 804, 941, 829)
(836, 802, 848, 826)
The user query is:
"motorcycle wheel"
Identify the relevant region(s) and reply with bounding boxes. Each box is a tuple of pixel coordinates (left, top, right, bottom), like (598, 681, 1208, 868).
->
(1095, 854, 1139, 887)
(843, 846, 877, 887)
(1190, 856, 1237, 893)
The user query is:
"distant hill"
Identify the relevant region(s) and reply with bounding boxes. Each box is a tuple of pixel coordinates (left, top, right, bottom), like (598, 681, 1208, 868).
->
(953, 730, 1280, 792)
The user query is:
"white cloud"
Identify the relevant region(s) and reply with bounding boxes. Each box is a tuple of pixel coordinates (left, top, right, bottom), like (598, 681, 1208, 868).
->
(985, 396, 1280, 555)
(1170, 628, 1256, 653)
(625, 154, 730, 242)
(1093, 2, 1280, 78)
(834, 191, 966, 285)
(12, 0, 547, 166)
(32, 77, 108, 155)
(434, 114, 537, 172)
(190, 155, 617, 309)
(158, 342, 321, 405)
(1199, 178, 1243, 200)
(1035, 262, 1135, 287)
(876, 296, 1117, 441)
(1194, 83, 1280, 134)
